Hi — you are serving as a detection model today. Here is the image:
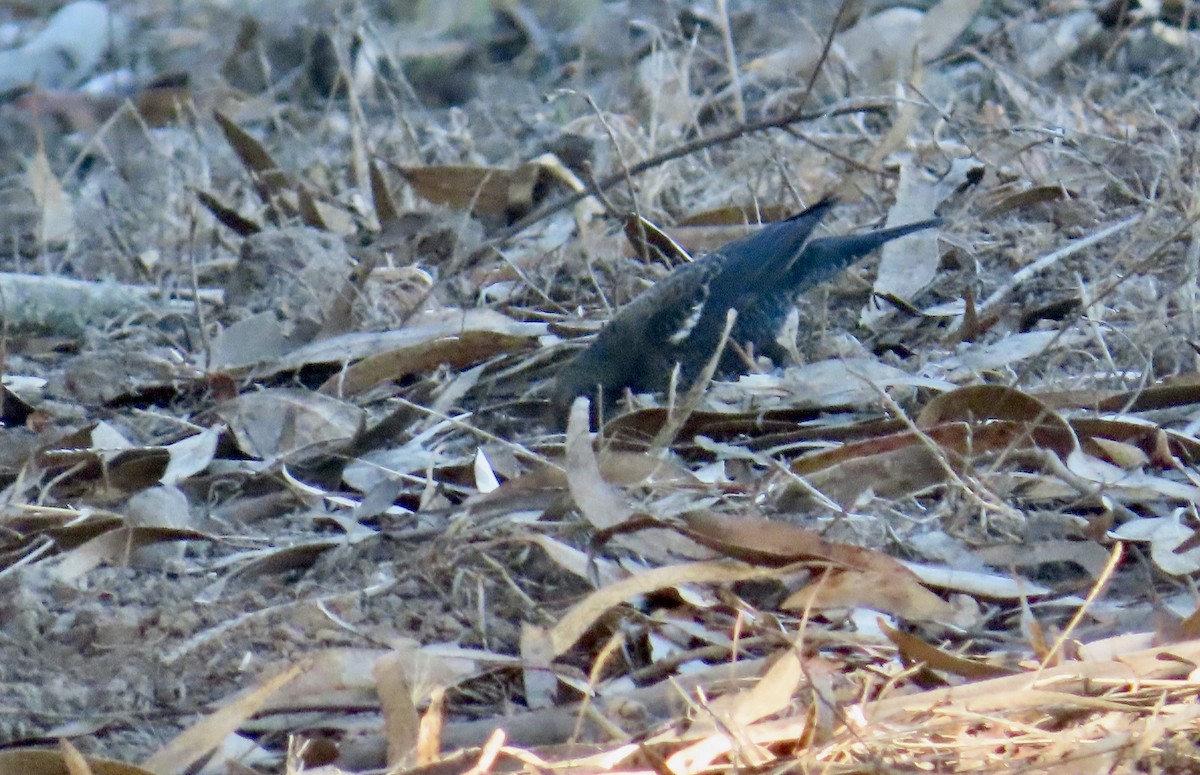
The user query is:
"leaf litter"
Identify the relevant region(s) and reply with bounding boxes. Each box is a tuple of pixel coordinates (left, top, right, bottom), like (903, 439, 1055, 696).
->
(1, 1, 1200, 774)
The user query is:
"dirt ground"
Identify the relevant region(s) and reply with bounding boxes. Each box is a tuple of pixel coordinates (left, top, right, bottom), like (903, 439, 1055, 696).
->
(2, 1, 1200, 773)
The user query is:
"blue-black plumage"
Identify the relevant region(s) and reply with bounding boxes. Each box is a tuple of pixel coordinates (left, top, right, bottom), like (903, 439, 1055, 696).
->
(552, 199, 939, 414)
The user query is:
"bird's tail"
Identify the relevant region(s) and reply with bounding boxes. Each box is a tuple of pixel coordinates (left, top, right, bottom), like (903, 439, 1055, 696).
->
(786, 217, 940, 289)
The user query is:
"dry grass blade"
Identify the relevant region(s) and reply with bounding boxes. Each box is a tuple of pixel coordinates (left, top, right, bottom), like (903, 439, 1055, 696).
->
(140, 663, 306, 775)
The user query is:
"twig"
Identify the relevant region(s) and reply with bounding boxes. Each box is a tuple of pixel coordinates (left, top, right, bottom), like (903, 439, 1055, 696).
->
(649, 308, 738, 455)
(979, 214, 1142, 316)
(472, 98, 898, 258)
(716, 0, 745, 123)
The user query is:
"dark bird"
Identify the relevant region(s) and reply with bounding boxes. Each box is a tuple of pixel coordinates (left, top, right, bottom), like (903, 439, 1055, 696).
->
(552, 198, 939, 414)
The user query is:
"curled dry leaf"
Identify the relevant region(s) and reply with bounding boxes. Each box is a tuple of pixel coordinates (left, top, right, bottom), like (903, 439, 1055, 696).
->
(916, 383, 1072, 432)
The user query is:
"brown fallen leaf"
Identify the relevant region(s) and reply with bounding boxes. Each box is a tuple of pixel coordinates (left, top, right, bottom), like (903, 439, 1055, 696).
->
(318, 330, 535, 397)
(882, 620, 1018, 679)
(678, 510, 911, 576)
(394, 161, 548, 221)
(375, 651, 420, 770)
(783, 568, 958, 623)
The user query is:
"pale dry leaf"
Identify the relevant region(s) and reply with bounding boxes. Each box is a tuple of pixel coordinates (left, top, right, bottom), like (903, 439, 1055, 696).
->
(473, 448, 500, 494)
(218, 387, 365, 464)
(52, 525, 210, 582)
(1090, 437, 1150, 470)
(519, 624, 557, 710)
(59, 737, 92, 775)
(89, 421, 134, 455)
(916, 0, 983, 61)
(26, 149, 74, 245)
(699, 645, 803, 731)
(714, 358, 912, 409)
(748, 8, 925, 86)
(259, 645, 483, 714)
(342, 416, 457, 492)
(862, 161, 941, 326)
(940, 330, 1063, 374)
(902, 561, 1053, 598)
(0, 2, 117, 91)
(638, 47, 695, 138)
(565, 397, 634, 531)
(529, 534, 626, 587)
(416, 687, 446, 766)
(160, 426, 222, 486)
(1110, 511, 1200, 576)
(1068, 448, 1200, 504)
(210, 312, 288, 369)
(1014, 10, 1101, 78)
(125, 485, 192, 564)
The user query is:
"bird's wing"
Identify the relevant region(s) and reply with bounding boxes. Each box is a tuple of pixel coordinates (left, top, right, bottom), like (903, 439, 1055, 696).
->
(636, 258, 721, 347)
(689, 197, 837, 333)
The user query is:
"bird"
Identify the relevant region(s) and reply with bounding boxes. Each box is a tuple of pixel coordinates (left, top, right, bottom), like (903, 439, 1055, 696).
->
(551, 198, 939, 415)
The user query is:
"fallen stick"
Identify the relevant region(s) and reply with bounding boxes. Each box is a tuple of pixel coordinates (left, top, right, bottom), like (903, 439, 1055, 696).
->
(0, 272, 223, 336)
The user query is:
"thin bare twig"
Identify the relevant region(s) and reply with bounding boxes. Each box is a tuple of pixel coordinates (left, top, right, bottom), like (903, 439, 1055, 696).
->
(471, 98, 898, 258)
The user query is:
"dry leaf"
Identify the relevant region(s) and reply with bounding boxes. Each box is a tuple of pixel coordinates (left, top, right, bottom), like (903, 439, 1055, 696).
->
(375, 651, 420, 769)
(565, 397, 635, 531)
(318, 330, 536, 397)
(218, 387, 365, 464)
(783, 568, 958, 623)
(0, 749, 153, 775)
(141, 663, 305, 775)
(549, 560, 783, 656)
(882, 621, 1017, 679)
(519, 623, 557, 710)
(27, 149, 74, 246)
(396, 161, 548, 220)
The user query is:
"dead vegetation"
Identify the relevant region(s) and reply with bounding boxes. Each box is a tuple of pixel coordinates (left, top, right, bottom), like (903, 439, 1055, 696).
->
(1, 0, 1200, 773)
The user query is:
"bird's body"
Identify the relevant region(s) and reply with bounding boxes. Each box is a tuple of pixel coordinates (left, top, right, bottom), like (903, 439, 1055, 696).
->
(552, 199, 939, 413)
